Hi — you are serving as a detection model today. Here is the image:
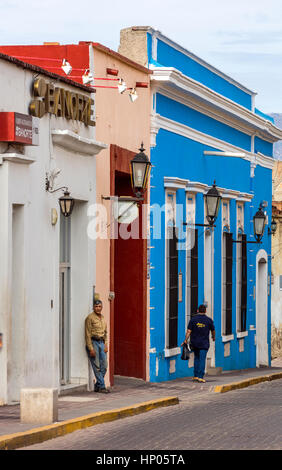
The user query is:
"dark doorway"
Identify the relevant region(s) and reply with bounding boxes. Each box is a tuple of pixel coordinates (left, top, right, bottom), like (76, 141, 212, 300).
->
(110, 146, 147, 383)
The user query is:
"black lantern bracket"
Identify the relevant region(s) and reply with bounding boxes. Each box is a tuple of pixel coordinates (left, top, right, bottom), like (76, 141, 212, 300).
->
(231, 237, 261, 244)
(45, 175, 75, 218)
(183, 222, 216, 228)
(102, 195, 144, 202)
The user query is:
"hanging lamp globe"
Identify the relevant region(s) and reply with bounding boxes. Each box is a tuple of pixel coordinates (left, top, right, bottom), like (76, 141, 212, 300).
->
(269, 217, 278, 235)
(130, 143, 152, 199)
(204, 181, 222, 226)
(59, 190, 75, 217)
(253, 205, 266, 242)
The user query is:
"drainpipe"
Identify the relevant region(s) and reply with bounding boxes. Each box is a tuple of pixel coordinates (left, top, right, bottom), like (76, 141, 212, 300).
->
(249, 142, 257, 367)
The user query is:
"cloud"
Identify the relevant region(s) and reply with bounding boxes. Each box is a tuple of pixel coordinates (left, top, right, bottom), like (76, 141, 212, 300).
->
(217, 30, 282, 46)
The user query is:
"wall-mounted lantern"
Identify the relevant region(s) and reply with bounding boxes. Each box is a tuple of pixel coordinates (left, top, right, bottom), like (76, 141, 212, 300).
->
(204, 181, 222, 227)
(232, 203, 267, 244)
(130, 143, 152, 199)
(58, 190, 75, 218)
(46, 174, 75, 218)
(268, 217, 278, 236)
(253, 204, 266, 242)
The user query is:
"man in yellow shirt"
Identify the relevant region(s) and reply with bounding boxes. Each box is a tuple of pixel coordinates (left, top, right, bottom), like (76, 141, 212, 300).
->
(85, 300, 110, 393)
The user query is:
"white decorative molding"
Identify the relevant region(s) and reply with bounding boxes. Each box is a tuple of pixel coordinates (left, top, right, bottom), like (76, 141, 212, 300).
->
(52, 130, 107, 156)
(163, 177, 253, 202)
(150, 68, 282, 143)
(0, 153, 35, 165)
(204, 151, 246, 158)
(237, 331, 248, 339)
(153, 113, 275, 170)
(164, 176, 189, 189)
(164, 347, 181, 358)
(150, 113, 160, 147)
(222, 334, 234, 343)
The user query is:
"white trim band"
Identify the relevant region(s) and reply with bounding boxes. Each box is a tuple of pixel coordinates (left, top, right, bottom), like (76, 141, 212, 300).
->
(163, 177, 254, 202)
(150, 67, 282, 143)
(152, 113, 275, 170)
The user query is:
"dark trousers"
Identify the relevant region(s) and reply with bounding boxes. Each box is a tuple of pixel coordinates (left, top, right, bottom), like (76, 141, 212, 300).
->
(193, 348, 208, 379)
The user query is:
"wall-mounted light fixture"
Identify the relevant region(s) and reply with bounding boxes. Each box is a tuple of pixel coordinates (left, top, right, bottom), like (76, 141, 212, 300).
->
(46, 174, 75, 218)
(268, 217, 278, 236)
(102, 143, 151, 205)
(130, 143, 151, 199)
(183, 181, 222, 229)
(129, 88, 138, 103)
(117, 78, 127, 94)
(253, 204, 266, 242)
(61, 59, 72, 75)
(232, 203, 267, 244)
(82, 69, 94, 85)
(204, 181, 222, 227)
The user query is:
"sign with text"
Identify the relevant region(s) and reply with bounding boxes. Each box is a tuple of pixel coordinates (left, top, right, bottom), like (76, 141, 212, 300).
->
(0, 112, 39, 145)
(29, 78, 95, 127)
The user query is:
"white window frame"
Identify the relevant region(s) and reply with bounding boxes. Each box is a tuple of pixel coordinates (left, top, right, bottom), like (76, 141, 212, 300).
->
(204, 197, 214, 320)
(185, 193, 196, 331)
(221, 200, 234, 339)
(165, 190, 177, 351)
(236, 202, 248, 337)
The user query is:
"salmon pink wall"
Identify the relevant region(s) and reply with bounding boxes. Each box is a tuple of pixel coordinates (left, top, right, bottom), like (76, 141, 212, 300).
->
(93, 46, 151, 383)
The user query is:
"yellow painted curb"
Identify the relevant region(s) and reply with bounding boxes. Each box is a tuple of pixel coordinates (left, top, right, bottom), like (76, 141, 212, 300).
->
(214, 372, 282, 393)
(0, 396, 179, 450)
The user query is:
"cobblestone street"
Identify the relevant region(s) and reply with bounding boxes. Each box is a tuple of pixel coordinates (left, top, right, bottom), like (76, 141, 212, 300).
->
(20, 379, 282, 450)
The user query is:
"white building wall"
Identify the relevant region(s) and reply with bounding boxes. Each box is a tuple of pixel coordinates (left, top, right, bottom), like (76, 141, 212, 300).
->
(0, 60, 104, 404)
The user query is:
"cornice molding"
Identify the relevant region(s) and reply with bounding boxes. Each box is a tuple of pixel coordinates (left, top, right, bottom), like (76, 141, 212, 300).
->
(152, 113, 275, 170)
(164, 176, 253, 201)
(0, 152, 35, 165)
(150, 67, 282, 143)
(52, 130, 107, 156)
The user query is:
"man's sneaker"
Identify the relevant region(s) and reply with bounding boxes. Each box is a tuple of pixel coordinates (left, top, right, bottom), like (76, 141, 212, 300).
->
(197, 378, 206, 383)
(192, 377, 199, 382)
(98, 388, 110, 394)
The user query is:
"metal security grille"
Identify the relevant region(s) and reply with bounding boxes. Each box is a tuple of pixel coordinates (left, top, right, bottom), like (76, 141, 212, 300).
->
(191, 229, 198, 317)
(225, 232, 233, 335)
(240, 234, 247, 332)
(168, 226, 178, 349)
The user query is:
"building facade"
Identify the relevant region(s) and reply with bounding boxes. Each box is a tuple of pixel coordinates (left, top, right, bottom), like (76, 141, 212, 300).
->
(0, 42, 152, 385)
(271, 161, 282, 358)
(119, 27, 282, 381)
(0, 53, 105, 404)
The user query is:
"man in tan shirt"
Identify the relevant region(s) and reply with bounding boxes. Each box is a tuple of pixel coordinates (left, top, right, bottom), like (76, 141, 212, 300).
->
(85, 300, 109, 393)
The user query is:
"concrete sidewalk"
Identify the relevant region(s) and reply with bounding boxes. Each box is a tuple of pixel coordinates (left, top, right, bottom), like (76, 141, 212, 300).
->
(1, 358, 282, 450)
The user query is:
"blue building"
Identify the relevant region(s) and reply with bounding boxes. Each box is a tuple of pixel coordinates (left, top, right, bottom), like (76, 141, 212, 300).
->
(119, 27, 282, 382)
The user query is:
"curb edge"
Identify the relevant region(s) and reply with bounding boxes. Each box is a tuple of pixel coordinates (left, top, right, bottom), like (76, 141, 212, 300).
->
(213, 372, 282, 393)
(0, 396, 179, 450)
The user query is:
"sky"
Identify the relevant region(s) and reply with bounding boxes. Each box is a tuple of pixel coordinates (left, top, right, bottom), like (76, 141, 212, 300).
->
(1, 0, 282, 113)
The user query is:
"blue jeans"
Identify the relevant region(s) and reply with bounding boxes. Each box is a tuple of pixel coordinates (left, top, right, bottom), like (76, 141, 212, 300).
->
(193, 348, 208, 379)
(88, 339, 108, 389)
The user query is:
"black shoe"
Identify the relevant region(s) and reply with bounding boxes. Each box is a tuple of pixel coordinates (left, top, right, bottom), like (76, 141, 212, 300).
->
(98, 388, 110, 394)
